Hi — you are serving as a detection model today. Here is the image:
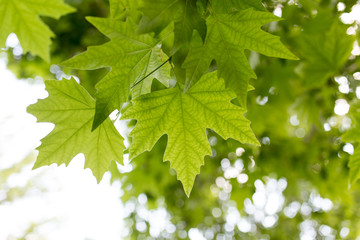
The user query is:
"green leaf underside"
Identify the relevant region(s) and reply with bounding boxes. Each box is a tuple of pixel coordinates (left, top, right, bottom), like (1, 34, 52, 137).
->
(183, 8, 298, 107)
(349, 147, 360, 184)
(121, 72, 259, 196)
(300, 22, 355, 87)
(110, 0, 141, 20)
(0, 0, 75, 61)
(27, 78, 125, 182)
(211, 0, 266, 13)
(139, 0, 206, 48)
(61, 18, 171, 130)
(342, 122, 360, 185)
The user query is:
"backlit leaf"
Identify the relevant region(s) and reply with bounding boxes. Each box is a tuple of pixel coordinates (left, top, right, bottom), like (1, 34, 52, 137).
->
(27, 78, 125, 182)
(122, 72, 259, 195)
(0, 0, 75, 61)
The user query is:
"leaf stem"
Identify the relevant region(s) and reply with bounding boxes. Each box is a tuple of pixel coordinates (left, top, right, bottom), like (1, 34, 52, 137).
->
(131, 57, 172, 88)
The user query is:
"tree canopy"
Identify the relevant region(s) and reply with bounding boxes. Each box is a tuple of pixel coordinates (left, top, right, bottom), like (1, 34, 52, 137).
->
(1, 0, 360, 239)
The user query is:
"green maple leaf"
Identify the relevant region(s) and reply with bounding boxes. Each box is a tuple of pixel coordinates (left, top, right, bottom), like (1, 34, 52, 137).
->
(61, 16, 171, 130)
(342, 113, 360, 185)
(342, 142, 360, 185)
(183, 8, 298, 107)
(138, 0, 206, 47)
(0, 0, 75, 61)
(121, 72, 259, 196)
(109, 0, 141, 21)
(27, 78, 125, 182)
(348, 146, 360, 185)
(299, 21, 355, 87)
(211, 0, 265, 13)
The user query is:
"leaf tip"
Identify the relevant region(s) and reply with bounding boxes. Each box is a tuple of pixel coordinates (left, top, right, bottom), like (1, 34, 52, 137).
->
(31, 156, 48, 170)
(26, 103, 35, 115)
(183, 185, 193, 198)
(179, 174, 196, 198)
(92, 112, 108, 132)
(91, 121, 100, 132)
(95, 175, 103, 184)
(32, 161, 41, 170)
(254, 140, 261, 147)
(290, 54, 300, 61)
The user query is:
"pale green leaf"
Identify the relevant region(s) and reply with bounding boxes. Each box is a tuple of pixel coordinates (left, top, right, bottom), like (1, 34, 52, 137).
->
(300, 21, 355, 87)
(211, 0, 265, 13)
(132, 45, 171, 98)
(109, 0, 141, 20)
(27, 78, 125, 182)
(139, 0, 206, 47)
(342, 128, 360, 143)
(183, 8, 298, 107)
(348, 147, 360, 185)
(61, 18, 171, 130)
(121, 72, 259, 196)
(342, 109, 360, 185)
(0, 0, 75, 61)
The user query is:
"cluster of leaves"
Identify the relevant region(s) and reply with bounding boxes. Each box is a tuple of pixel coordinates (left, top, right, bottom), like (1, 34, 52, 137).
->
(0, 0, 75, 61)
(112, 0, 360, 236)
(3, 0, 360, 239)
(15, 0, 300, 195)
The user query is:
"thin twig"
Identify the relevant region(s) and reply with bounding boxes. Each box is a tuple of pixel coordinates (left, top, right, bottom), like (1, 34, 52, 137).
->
(131, 57, 172, 88)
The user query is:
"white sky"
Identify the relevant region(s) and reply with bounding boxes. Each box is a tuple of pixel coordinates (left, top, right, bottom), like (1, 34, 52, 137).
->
(0, 55, 125, 240)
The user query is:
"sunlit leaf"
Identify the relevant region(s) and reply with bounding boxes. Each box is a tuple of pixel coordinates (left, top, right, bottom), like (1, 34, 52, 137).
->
(61, 17, 171, 130)
(183, 8, 298, 107)
(299, 20, 355, 87)
(0, 0, 75, 61)
(27, 78, 125, 182)
(122, 72, 259, 195)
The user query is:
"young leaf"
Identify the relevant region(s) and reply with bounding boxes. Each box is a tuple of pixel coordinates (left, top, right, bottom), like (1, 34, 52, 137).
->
(211, 0, 266, 13)
(121, 72, 259, 196)
(61, 18, 171, 130)
(138, 0, 206, 47)
(348, 147, 360, 185)
(27, 78, 125, 182)
(183, 8, 298, 107)
(109, 0, 141, 20)
(0, 0, 75, 61)
(342, 114, 360, 185)
(299, 21, 355, 87)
